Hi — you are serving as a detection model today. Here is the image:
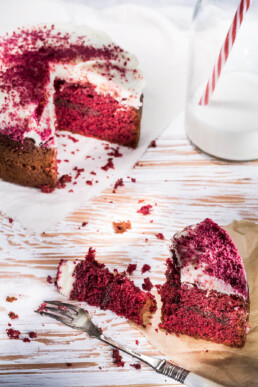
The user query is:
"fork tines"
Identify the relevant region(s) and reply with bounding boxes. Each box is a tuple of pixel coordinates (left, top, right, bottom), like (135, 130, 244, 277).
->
(35, 301, 80, 327)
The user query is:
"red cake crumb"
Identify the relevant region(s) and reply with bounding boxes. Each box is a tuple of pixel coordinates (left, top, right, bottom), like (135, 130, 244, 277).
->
(67, 134, 79, 143)
(130, 363, 141, 370)
(86, 180, 93, 185)
(149, 140, 157, 148)
(113, 178, 124, 193)
(135, 340, 139, 345)
(131, 178, 136, 183)
(6, 328, 21, 339)
(112, 349, 125, 367)
(8, 312, 18, 320)
(155, 328, 158, 333)
(142, 277, 153, 291)
(145, 238, 148, 242)
(8, 323, 12, 327)
(73, 167, 84, 179)
(155, 233, 165, 240)
(8, 218, 13, 224)
(64, 159, 69, 163)
(23, 338, 31, 343)
(90, 171, 96, 175)
(29, 331, 37, 339)
(40, 185, 55, 193)
(126, 263, 137, 275)
(113, 220, 131, 234)
(57, 174, 72, 188)
(138, 199, 144, 203)
(38, 302, 47, 312)
(47, 275, 53, 284)
(81, 222, 88, 227)
(6, 296, 17, 303)
(85, 247, 96, 261)
(66, 363, 73, 367)
(107, 147, 123, 157)
(137, 205, 152, 215)
(141, 264, 151, 274)
(99, 366, 102, 370)
(101, 158, 114, 171)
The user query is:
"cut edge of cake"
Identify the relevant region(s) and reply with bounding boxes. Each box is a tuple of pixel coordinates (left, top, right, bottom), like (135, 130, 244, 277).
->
(159, 218, 250, 348)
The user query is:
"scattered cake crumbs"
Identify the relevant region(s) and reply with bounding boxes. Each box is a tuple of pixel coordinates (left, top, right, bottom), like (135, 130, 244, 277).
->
(47, 275, 53, 284)
(112, 349, 125, 367)
(142, 277, 153, 291)
(8, 312, 18, 320)
(6, 296, 17, 303)
(155, 233, 165, 240)
(126, 263, 137, 275)
(113, 178, 124, 193)
(107, 146, 123, 157)
(6, 328, 21, 339)
(38, 302, 47, 312)
(101, 158, 114, 171)
(29, 332, 37, 339)
(73, 167, 84, 179)
(57, 174, 72, 189)
(130, 363, 141, 370)
(141, 264, 151, 274)
(149, 140, 156, 148)
(113, 220, 131, 234)
(137, 205, 152, 215)
(40, 185, 55, 193)
(85, 247, 96, 261)
(67, 134, 79, 143)
(23, 338, 31, 343)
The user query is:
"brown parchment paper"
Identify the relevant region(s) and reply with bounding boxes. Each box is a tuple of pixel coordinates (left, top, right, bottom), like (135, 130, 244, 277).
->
(137, 221, 258, 387)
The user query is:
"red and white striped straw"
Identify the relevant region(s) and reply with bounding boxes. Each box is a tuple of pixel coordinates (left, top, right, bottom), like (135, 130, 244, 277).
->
(199, 0, 251, 106)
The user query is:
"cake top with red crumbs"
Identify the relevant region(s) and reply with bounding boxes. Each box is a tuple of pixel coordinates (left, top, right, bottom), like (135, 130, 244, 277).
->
(172, 218, 248, 299)
(0, 23, 144, 146)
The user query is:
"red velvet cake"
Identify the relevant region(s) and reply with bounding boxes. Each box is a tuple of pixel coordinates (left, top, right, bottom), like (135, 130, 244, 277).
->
(159, 218, 249, 347)
(56, 250, 156, 326)
(0, 24, 144, 188)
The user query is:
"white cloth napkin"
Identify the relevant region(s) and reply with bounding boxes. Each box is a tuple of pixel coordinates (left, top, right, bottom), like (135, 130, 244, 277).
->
(0, 0, 188, 232)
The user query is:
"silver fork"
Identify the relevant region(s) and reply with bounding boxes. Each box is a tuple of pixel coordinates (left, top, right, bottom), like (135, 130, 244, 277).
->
(36, 301, 223, 387)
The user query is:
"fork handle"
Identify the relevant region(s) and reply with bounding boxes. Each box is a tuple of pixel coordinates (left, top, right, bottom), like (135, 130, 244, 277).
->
(99, 334, 223, 386)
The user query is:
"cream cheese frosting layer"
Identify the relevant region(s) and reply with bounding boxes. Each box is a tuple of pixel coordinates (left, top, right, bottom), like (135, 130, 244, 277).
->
(0, 23, 145, 147)
(57, 259, 78, 297)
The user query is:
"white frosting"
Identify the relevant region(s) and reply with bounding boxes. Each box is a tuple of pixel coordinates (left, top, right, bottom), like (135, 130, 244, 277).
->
(0, 23, 145, 147)
(57, 260, 78, 297)
(180, 264, 244, 298)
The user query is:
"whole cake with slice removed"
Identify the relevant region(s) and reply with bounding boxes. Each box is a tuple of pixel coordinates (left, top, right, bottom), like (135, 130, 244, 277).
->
(0, 24, 144, 188)
(159, 218, 249, 347)
(57, 249, 156, 326)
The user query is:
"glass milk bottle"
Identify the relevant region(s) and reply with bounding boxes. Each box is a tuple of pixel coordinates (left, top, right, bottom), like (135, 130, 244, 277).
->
(185, 0, 258, 161)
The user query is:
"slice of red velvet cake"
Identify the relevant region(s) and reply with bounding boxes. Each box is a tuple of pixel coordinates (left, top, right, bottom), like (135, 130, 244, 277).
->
(159, 218, 249, 347)
(57, 250, 156, 326)
(0, 24, 144, 188)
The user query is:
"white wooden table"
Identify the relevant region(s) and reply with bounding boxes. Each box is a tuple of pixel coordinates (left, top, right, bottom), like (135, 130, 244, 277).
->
(1, 114, 257, 386)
